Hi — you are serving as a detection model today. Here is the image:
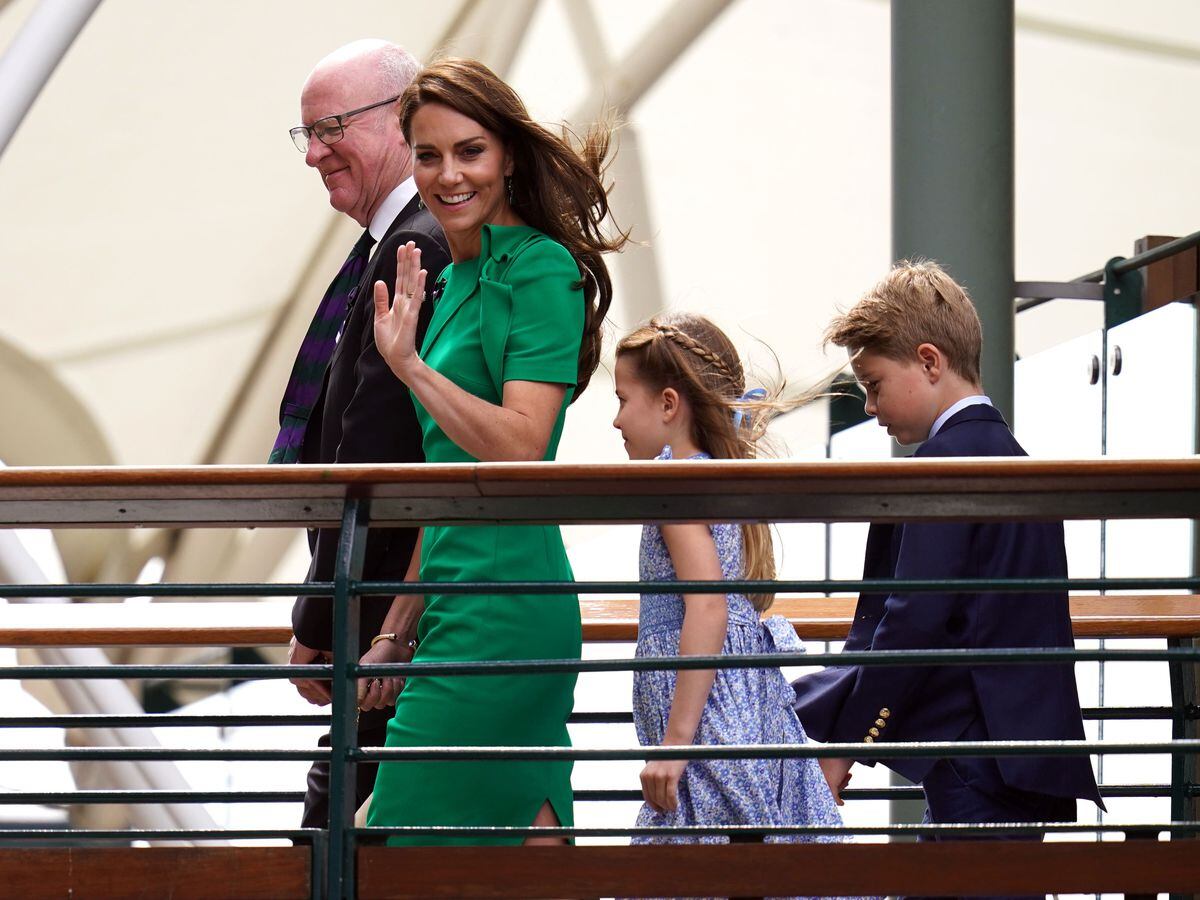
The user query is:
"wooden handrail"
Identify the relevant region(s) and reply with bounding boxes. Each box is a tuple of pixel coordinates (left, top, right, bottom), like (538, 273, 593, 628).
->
(1, 458, 1199, 526)
(2, 594, 1197, 646)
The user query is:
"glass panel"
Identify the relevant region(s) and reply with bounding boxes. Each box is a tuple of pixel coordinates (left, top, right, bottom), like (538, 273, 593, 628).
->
(1100, 302, 1197, 827)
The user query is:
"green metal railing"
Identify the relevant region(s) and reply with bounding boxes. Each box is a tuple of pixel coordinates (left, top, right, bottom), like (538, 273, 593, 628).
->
(1, 460, 1199, 898)
(1014, 226, 1200, 323)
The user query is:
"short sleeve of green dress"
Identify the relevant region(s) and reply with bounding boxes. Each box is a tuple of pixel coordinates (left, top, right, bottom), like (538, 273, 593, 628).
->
(367, 225, 585, 845)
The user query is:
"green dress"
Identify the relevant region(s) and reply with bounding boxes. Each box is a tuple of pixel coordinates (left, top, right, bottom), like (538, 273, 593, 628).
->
(367, 224, 584, 846)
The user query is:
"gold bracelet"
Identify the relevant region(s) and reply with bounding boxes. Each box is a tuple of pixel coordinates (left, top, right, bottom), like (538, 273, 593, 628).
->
(370, 632, 397, 648)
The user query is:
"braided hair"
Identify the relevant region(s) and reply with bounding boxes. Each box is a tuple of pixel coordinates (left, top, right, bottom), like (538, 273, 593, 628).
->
(615, 313, 808, 611)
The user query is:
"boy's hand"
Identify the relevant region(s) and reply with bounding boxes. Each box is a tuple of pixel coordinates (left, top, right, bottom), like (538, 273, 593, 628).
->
(640, 759, 688, 813)
(819, 756, 853, 805)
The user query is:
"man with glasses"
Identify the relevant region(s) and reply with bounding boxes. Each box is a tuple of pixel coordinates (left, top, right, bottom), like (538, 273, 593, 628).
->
(275, 39, 449, 831)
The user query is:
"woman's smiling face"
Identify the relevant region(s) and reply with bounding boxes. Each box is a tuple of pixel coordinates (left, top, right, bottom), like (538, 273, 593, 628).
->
(410, 102, 517, 258)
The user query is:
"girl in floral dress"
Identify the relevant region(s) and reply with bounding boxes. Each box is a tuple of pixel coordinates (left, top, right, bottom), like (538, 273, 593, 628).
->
(612, 312, 844, 844)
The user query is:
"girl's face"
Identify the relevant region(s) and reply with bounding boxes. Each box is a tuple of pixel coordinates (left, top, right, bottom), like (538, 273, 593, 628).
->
(612, 354, 675, 460)
(410, 102, 518, 258)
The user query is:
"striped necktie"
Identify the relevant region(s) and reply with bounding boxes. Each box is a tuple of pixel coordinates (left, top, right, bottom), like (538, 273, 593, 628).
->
(268, 229, 376, 464)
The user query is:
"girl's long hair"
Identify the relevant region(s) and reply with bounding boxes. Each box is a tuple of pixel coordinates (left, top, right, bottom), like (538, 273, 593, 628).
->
(616, 313, 819, 611)
(398, 57, 627, 399)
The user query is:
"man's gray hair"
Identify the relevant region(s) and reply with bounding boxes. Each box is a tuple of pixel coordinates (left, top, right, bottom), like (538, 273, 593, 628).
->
(376, 43, 420, 95)
(309, 39, 420, 96)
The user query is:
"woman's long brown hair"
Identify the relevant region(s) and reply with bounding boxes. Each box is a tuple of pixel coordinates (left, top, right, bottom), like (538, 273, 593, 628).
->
(398, 57, 627, 399)
(616, 313, 820, 612)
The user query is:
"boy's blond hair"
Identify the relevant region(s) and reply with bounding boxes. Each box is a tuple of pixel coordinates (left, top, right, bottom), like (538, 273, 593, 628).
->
(825, 260, 983, 385)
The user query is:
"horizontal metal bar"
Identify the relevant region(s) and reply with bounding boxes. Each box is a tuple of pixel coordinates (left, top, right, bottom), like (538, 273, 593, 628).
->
(1014, 281, 1106, 301)
(0, 712, 627, 728)
(585, 709, 1163, 725)
(0, 582, 327, 598)
(0, 823, 1195, 841)
(0, 828, 318, 841)
(0, 714, 329, 728)
(0, 790, 304, 804)
(1084, 706, 1172, 720)
(0, 739, 1194, 765)
(839, 783, 1176, 801)
(353, 646, 1200, 677)
(1061, 230, 1200, 289)
(6, 645, 1200, 681)
(575, 784, 1178, 802)
(569, 712, 634, 724)
(352, 739, 1200, 762)
(351, 821, 1200, 838)
(5, 574, 1200, 598)
(1111, 229, 1200, 276)
(0, 748, 327, 761)
(7, 645, 1200, 683)
(0, 785, 1176, 807)
(371, 575, 1200, 595)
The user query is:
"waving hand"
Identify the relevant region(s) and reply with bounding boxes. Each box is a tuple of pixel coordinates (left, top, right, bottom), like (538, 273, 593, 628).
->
(373, 241, 428, 382)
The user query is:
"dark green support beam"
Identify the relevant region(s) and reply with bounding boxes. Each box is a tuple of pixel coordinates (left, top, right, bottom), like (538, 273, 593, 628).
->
(891, 0, 1015, 829)
(892, 0, 1015, 422)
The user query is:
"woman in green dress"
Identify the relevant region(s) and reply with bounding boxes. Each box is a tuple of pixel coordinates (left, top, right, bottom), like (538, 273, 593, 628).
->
(358, 58, 625, 846)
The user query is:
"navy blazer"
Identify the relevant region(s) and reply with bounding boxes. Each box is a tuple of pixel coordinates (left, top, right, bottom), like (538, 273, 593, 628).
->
(792, 404, 1103, 805)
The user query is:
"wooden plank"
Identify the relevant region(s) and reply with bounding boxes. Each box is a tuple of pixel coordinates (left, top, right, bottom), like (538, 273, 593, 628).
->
(1135, 234, 1199, 311)
(0, 846, 309, 899)
(1, 458, 1199, 527)
(1, 595, 1198, 646)
(357, 841, 1200, 898)
(0, 601, 296, 646)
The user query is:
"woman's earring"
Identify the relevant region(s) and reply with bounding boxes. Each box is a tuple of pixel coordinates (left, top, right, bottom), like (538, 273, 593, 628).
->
(416, 195, 424, 211)
(505, 175, 514, 205)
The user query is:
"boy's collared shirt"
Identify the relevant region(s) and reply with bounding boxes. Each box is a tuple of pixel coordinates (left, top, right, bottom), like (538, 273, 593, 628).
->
(927, 394, 991, 441)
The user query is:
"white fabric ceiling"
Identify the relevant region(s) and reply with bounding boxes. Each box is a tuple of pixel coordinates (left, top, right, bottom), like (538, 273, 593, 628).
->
(2, 0, 1199, 582)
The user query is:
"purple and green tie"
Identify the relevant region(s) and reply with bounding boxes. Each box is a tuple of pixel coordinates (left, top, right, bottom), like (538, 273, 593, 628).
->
(268, 229, 376, 464)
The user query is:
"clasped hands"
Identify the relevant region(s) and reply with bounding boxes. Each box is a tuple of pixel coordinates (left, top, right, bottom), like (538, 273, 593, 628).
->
(287, 633, 415, 711)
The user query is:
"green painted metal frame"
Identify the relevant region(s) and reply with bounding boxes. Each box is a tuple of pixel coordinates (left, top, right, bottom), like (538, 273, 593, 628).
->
(327, 498, 368, 899)
(1, 490, 1198, 897)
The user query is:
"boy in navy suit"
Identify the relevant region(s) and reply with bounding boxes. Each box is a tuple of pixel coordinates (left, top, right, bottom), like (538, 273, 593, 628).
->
(792, 261, 1103, 840)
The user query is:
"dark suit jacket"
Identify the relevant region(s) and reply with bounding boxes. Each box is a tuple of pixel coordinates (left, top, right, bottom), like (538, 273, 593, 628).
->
(792, 404, 1103, 805)
(289, 194, 450, 728)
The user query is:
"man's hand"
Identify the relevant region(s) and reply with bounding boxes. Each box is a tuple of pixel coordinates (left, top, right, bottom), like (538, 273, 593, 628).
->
(819, 756, 854, 806)
(288, 635, 332, 706)
(640, 758, 689, 813)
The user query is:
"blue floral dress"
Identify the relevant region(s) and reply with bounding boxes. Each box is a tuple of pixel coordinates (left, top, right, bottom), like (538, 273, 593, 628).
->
(632, 446, 844, 845)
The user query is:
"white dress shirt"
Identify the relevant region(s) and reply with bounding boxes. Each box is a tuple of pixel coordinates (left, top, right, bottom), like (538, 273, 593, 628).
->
(928, 394, 992, 441)
(368, 177, 419, 242)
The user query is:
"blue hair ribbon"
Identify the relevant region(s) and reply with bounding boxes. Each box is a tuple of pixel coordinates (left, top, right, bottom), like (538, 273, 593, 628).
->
(732, 387, 767, 430)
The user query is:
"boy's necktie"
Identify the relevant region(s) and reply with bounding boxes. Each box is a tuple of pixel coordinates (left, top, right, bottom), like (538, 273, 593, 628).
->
(268, 229, 376, 464)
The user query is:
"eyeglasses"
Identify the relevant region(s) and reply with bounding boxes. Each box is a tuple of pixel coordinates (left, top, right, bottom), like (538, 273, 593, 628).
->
(289, 95, 401, 152)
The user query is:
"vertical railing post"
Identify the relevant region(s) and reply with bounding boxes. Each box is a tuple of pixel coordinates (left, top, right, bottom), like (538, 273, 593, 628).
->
(1167, 636, 1198, 900)
(326, 497, 369, 900)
